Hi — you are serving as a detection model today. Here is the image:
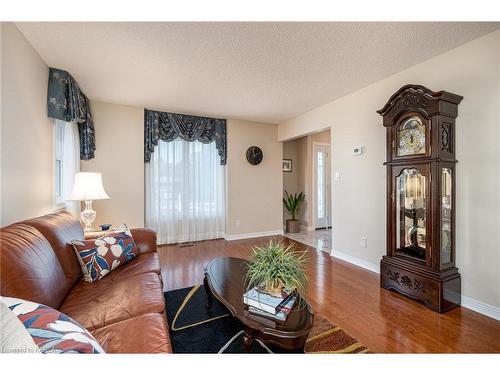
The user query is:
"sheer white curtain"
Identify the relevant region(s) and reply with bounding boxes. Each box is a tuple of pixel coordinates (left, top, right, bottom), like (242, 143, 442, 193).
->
(145, 138, 225, 244)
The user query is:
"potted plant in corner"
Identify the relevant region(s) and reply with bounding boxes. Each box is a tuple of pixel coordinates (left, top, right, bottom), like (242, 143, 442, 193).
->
(246, 240, 308, 297)
(283, 190, 304, 233)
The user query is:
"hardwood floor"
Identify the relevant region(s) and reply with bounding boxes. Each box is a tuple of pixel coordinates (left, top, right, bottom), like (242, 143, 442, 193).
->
(157, 236, 500, 353)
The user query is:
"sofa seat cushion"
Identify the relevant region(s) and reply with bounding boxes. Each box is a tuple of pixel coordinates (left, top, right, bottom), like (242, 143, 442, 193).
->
(104, 252, 161, 280)
(91, 313, 172, 353)
(59, 273, 165, 331)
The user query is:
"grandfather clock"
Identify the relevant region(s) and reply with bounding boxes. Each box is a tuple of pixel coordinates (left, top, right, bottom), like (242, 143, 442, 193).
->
(377, 84, 463, 312)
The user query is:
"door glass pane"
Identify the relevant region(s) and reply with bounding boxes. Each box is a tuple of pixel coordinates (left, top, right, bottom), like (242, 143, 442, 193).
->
(317, 151, 324, 219)
(441, 168, 452, 265)
(396, 168, 426, 260)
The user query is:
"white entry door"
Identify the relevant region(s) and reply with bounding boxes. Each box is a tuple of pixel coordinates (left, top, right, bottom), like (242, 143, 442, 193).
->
(313, 143, 331, 229)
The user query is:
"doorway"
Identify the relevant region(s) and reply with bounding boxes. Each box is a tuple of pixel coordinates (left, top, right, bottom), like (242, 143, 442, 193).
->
(282, 129, 332, 253)
(313, 143, 331, 229)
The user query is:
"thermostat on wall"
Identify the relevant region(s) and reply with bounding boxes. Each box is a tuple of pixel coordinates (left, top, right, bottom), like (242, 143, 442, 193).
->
(353, 146, 363, 156)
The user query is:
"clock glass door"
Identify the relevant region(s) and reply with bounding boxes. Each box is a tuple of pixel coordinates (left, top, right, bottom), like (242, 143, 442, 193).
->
(395, 168, 427, 260)
(441, 168, 453, 266)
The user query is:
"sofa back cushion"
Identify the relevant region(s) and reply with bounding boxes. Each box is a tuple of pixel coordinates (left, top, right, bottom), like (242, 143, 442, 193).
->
(0, 224, 68, 308)
(23, 211, 84, 288)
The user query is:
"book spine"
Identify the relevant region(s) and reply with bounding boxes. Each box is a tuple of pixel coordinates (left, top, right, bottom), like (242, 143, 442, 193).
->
(276, 292, 294, 311)
(244, 296, 283, 312)
(243, 297, 277, 314)
(244, 295, 291, 314)
(248, 307, 287, 322)
(277, 297, 297, 314)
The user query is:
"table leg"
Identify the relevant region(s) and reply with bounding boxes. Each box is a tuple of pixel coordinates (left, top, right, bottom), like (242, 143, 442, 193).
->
(243, 328, 254, 353)
(203, 274, 212, 309)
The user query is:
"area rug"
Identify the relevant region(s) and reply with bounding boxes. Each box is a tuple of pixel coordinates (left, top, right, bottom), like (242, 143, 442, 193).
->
(164, 285, 369, 354)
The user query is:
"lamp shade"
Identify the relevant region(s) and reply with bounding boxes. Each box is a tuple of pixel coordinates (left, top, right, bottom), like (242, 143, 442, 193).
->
(68, 172, 110, 201)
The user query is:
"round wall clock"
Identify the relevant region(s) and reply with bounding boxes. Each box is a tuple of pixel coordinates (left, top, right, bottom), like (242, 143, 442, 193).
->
(246, 146, 263, 165)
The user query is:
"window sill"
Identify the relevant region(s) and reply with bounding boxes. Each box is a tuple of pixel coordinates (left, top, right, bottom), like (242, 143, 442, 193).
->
(53, 203, 68, 212)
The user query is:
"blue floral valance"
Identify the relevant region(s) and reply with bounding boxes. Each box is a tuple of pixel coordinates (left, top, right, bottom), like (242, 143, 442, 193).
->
(144, 109, 227, 165)
(47, 68, 95, 160)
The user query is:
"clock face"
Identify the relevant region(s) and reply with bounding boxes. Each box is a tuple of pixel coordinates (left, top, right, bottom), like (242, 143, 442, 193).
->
(246, 146, 263, 165)
(397, 116, 426, 156)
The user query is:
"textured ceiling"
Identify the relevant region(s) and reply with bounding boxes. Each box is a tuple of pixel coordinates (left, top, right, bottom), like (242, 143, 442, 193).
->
(16, 22, 500, 124)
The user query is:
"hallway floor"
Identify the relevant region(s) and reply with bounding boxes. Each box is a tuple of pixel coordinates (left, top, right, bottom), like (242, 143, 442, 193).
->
(284, 228, 332, 253)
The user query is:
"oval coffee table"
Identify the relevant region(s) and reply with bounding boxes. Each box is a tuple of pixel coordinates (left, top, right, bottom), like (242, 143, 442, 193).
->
(203, 257, 314, 353)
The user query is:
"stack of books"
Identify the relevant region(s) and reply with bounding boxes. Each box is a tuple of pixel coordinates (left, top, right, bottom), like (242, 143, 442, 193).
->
(243, 287, 297, 322)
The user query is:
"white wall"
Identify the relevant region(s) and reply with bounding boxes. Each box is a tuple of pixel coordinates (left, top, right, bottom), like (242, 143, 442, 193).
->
(81, 101, 145, 228)
(226, 119, 283, 238)
(283, 138, 299, 225)
(82, 107, 284, 237)
(278, 30, 500, 312)
(0, 23, 53, 226)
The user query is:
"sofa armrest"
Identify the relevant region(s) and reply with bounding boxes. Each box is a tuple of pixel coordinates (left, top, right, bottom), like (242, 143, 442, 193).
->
(130, 228, 157, 254)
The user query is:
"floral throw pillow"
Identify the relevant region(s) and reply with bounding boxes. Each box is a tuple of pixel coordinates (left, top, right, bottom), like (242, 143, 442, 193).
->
(71, 229, 139, 282)
(2, 296, 104, 354)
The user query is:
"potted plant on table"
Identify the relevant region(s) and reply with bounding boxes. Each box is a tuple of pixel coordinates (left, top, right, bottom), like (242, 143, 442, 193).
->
(246, 240, 308, 298)
(283, 191, 305, 233)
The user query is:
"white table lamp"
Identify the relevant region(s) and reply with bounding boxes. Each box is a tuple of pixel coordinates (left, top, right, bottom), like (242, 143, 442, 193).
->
(68, 172, 110, 232)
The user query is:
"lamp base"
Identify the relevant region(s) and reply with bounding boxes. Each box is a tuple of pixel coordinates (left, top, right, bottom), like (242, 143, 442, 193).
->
(81, 200, 96, 232)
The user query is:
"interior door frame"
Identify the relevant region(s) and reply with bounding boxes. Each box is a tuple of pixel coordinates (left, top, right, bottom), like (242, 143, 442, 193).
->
(312, 142, 331, 229)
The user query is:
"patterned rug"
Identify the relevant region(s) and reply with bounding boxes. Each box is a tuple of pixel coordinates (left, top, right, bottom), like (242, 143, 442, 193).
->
(164, 285, 369, 354)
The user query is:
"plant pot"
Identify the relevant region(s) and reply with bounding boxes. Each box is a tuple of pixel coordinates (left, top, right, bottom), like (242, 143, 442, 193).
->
(258, 284, 285, 298)
(286, 219, 300, 233)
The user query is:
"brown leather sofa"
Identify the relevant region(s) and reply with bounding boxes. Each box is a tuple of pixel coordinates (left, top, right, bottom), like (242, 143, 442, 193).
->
(0, 210, 172, 353)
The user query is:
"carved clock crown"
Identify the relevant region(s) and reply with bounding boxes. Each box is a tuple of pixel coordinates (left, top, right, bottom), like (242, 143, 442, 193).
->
(377, 84, 463, 127)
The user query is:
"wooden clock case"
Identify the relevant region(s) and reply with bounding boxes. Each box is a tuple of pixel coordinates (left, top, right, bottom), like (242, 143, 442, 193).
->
(377, 84, 463, 313)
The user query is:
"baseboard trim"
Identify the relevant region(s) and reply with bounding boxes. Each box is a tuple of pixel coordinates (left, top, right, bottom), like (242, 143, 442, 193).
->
(330, 249, 500, 321)
(461, 295, 500, 321)
(330, 249, 380, 274)
(224, 230, 284, 241)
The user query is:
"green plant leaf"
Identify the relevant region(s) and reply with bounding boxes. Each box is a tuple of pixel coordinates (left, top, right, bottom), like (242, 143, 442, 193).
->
(283, 190, 305, 220)
(245, 240, 309, 294)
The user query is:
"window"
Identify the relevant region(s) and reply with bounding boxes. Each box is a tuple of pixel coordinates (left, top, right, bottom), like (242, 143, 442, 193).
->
(54, 120, 66, 206)
(145, 138, 225, 244)
(53, 120, 80, 215)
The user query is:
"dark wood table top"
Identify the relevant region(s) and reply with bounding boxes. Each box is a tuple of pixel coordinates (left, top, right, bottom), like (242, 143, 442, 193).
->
(204, 256, 314, 345)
